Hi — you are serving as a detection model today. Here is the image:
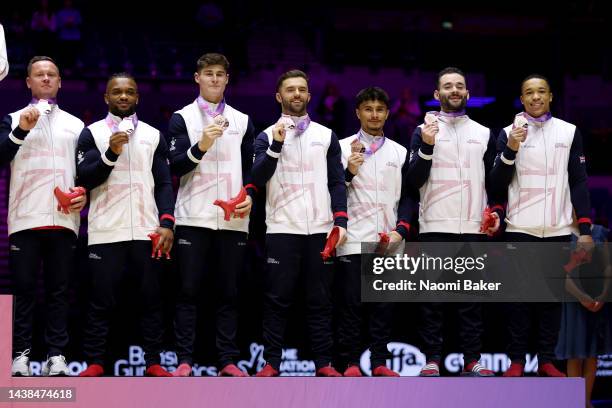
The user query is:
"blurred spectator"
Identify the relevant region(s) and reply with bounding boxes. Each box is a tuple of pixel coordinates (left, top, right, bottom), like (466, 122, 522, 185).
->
(156, 105, 174, 134)
(6, 12, 29, 66)
(316, 82, 347, 136)
(196, 1, 225, 52)
(81, 108, 94, 126)
(56, 0, 82, 73)
(387, 86, 421, 150)
(30, 0, 57, 55)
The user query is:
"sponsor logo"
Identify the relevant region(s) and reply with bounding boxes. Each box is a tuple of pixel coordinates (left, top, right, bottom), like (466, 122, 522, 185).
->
(72, 344, 611, 377)
(267, 257, 280, 264)
(386, 162, 398, 168)
(100, 343, 315, 376)
(311, 142, 325, 148)
(555, 143, 568, 149)
(598, 354, 612, 376)
(467, 139, 482, 144)
(445, 353, 538, 374)
(88, 253, 102, 260)
(278, 347, 316, 376)
(177, 239, 191, 246)
(9, 245, 20, 251)
(360, 342, 426, 376)
(111, 346, 217, 377)
(139, 140, 152, 146)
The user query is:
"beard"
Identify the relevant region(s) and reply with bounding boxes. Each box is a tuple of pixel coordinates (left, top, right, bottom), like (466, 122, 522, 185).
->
(110, 104, 136, 118)
(440, 93, 467, 112)
(364, 122, 384, 135)
(281, 97, 307, 116)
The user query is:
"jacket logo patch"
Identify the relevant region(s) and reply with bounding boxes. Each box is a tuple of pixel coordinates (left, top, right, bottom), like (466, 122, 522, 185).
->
(467, 139, 481, 144)
(89, 253, 102, 260)
(10, 245, 20, 251)
(227, 130, 240, 135)
(554, 143, 568, 149)
(140, 140, 152, 146)
(267, 257, 280, 264)
(386, 162, 398, 168)
(178, 239, 191, 245)
(77, 151, 84, 165)
(311, 142, 325, 148)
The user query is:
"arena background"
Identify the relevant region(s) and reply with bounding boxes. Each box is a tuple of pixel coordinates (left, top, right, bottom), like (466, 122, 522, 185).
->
(0, 0, 611, 401)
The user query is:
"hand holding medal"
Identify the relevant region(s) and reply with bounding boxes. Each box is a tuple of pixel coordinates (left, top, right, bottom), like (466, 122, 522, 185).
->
(422, 111, 439, 145)
(272, 118, 289, 142)
(508, 113, 528, 151)
(198, 122, 224, 152)
(348, 138, 365, 176)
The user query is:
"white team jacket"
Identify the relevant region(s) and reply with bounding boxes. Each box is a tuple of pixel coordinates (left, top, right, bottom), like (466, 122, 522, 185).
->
(501, 117, 577, 237)
(7, 106, 83, 235)
(174, 101, 250, 232)
(337, 133, 407, 256)
(417, 115, 491, 234)
(87, 118, 161, 245)
(263, 121, 334, 235)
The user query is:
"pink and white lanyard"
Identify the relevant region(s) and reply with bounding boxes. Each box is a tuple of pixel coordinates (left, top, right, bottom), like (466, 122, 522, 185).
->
(197, 96, 226, 118)
(280, 113, 311, 135)
(357, 129, 385, 156)
(426, 109, 466, 119)
(30, 97, 58, 105)
(523, 111, 552, 123)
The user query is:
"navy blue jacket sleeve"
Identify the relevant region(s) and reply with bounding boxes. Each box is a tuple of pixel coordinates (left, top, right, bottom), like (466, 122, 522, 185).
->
(241, 118, 257, 197)
(166, 113, 204, 177)
(152, 133, 175, 229)
(568, 128, 591, 235)
(251, 130, 282, 187)
(489, 129, 515, 202)
(395, 153, 417, 240)
(0, 115, 28, 165)
(327, 131, 348, 229)
(76, 128, 118, 191)
(483, 130, 505, 217)
(407, 126, 433, 189)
